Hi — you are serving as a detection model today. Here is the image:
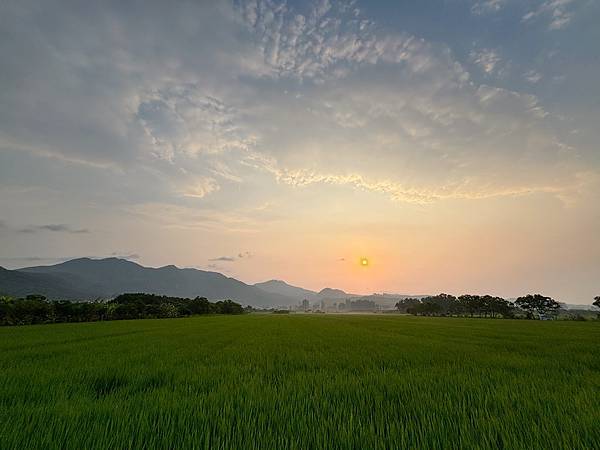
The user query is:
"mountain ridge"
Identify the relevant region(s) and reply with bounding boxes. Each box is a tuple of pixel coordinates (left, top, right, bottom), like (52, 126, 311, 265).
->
(4, 258, 295, 307)
(2, 257, 428, 308)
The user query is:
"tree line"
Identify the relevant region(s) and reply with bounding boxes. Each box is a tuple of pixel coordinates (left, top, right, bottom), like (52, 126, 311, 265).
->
(395, 293, 576, 319)
(0, 293, 245, 326)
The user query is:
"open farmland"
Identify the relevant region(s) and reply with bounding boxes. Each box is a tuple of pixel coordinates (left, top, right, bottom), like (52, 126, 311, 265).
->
(1, 315, 599, 449)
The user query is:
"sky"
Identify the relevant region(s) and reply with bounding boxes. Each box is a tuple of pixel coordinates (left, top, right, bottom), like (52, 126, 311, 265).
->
(1, 0, 599, 303)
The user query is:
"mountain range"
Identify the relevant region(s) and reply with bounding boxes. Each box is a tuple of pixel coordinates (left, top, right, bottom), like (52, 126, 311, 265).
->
(0, 258, 356, 307)
(253, 280, 358, 302)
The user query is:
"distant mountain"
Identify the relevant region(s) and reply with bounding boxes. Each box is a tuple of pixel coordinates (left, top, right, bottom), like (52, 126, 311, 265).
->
(317, 287, 357, 300)
(0, 266, 90, 299)
(254, 280, 318, 302)
(253, 281, 359, 304)
(2, 258, 296, 307)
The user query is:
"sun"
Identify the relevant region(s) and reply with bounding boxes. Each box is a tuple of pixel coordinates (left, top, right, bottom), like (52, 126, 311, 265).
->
(360, 257, 369, 267)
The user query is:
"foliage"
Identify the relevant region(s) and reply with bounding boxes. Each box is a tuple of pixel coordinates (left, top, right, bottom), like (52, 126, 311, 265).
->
(515, 294, 561, 319)
(0, 315, 598, 449)
(0, 293, 244, 326)
(396, 293, 516, 318)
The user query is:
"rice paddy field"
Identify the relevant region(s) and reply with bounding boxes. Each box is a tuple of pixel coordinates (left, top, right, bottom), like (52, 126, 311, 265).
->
(1, 314, 599, 449)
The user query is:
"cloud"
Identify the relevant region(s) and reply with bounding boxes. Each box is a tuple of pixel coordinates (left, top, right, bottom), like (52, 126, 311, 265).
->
(109, 252, 141, 260)
(524, 70, 543, 83)
(18, 224, 89, 234)
(181, 177, 220, 199)
(238, 0, 437, 82)
(469, 47, 504, 76)
(258, 166, 574, 204)
(209, 256, 237, 262)
(209, 251, 253, 262)
(0, 0, 590, 211)
(522, 0, 575, 30)
(130, 202, 273, 233)
(471, 0, 507, 15)
(0, 1, 260, 177)
(137, 86, 257, 161)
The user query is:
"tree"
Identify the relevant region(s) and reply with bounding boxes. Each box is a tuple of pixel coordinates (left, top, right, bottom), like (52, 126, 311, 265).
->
(458, 295, 478, 317)
(593, 296, 600, 309)
(489, 297, 515, 318)
(213, 299, 244, 314)
(515, 294, 561, 319)
(0, 295, 15, 325)
(188, 297, 213, 315)
(395, 298, 421, 313)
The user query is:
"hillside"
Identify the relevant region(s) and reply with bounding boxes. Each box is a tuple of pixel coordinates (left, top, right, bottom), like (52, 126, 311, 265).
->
(0, 266, 90, 299)
(254, 280, 319, 302)
(253, 280, 360, 303)
(3, 258, 295, 307)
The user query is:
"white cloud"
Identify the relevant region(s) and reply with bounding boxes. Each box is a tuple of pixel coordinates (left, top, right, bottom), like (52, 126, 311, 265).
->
(0, 0, 589, 209)
(524, 70, 543, 83)
(237, 0, 437, 82)
(469, 47, 503, 75)
(522, 0, 575, 30)
(181, 178, 220, 199)
(136, 85, 257, 161)
(471, 0, 507, 16)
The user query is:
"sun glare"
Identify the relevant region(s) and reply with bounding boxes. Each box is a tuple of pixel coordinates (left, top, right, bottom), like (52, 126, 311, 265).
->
(361, 257, 369, 267)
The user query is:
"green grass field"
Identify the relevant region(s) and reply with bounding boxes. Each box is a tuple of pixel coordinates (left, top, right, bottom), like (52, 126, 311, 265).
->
(1, 315, 599, 449)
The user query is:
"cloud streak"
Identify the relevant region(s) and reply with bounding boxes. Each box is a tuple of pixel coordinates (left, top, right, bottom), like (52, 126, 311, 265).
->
(522, 0, 576, 30)
(17, 224, 89, 234)
(209, 252, 253, 262)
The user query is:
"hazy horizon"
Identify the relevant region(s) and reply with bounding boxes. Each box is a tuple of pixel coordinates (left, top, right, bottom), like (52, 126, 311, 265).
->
(1, 0, 599, 304)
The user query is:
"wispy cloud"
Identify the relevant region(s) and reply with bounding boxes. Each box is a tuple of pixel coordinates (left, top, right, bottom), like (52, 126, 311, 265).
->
(1, 0, 585, 210)
(471, 0, 507, 16)
(209, 251, 253, 262)
(109, 252, 141, 260)
(18, 224, 89, 234)
(238, 0, 436, 82)
(209, 256, 236, 262)
(181, 177, 220, 199)
(524, 70, 543, 83)
(469, 47, 504, 76)
(522, 0, 575, 30)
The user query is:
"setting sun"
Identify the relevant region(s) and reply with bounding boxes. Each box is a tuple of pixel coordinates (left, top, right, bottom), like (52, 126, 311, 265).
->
(361, 258, 369, 267)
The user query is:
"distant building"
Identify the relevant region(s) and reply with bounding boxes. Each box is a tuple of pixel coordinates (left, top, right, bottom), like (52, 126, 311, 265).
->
(301, 299, 310, 312)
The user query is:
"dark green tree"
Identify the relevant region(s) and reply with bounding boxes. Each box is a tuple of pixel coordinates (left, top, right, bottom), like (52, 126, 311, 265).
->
(515, 294, 561, 319)
(213, 299, 244, 315)
(395, 298, 421, 313)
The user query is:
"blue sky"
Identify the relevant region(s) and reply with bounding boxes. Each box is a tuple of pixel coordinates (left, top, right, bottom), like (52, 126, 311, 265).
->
(0, 0, 598, 302)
